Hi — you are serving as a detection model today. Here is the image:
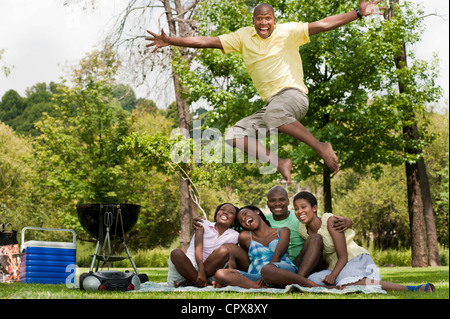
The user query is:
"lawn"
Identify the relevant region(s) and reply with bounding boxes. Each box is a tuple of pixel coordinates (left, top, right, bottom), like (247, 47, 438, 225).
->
(1, 266, 447, 318)
(1, 266, 448, 300)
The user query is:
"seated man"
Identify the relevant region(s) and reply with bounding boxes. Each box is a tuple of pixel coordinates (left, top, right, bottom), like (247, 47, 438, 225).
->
(265, 186, 352, 278)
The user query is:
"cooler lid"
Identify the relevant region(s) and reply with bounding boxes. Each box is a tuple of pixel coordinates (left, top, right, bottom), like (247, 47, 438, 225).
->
(22, 240, 76, 250)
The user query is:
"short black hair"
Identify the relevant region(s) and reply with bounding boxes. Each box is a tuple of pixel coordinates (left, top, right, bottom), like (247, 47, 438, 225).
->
(293, 191, 318, 207)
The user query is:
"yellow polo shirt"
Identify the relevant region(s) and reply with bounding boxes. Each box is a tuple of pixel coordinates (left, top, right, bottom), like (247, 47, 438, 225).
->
(218, 22, 310, 101)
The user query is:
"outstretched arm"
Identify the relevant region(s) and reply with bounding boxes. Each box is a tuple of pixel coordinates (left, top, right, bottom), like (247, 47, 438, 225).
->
(145, 28, 223, 53)
(308, 0, 387, 36)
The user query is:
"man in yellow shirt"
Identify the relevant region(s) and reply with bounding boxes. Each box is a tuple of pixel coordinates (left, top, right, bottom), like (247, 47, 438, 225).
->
(146, 1, 386, 183)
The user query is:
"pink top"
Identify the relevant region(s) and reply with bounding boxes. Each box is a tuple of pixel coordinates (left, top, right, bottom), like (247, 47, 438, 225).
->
(185, 219, 239, 267)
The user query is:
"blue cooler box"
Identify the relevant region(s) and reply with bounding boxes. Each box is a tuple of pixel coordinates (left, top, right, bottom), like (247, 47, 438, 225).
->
(20, 227, 76, 284)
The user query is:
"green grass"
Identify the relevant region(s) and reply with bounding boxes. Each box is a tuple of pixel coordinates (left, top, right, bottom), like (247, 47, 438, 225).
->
(1, 266, 448, 300)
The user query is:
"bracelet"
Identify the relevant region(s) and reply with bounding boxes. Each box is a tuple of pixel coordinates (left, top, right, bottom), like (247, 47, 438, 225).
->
(355, 9, 363, 19)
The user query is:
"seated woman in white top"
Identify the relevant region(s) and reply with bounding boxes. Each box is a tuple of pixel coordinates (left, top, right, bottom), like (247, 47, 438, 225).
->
(167, 203, 240, 287)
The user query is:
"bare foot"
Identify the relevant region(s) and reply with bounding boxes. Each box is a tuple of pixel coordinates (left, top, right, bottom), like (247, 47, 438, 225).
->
(316, 143, 340, 173)
(175, 281, 193, 287)
(277, 158, 292, 183)
(212, 281, 223, 288)
(414, 283, 435, 292)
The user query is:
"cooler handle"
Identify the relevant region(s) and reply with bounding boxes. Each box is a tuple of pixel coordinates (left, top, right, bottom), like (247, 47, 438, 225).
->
(21, 227, 77, 247)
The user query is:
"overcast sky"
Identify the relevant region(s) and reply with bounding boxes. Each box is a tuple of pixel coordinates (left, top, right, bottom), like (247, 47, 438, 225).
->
(0, 0, 448, 112)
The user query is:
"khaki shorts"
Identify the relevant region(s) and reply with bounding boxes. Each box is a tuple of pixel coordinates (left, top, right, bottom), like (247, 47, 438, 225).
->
(225, 88, 309, 140)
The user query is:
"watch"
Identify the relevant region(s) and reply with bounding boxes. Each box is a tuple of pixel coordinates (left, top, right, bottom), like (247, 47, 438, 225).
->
(356, 9, 363, 19)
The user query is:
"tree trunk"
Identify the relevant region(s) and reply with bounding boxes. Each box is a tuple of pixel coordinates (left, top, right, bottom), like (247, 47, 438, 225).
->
(418, 158, 441, 266)
(400, 69, 429, 267)
(172, 71, 192, 252)
(179, 175, 191, 252)
(385, 0, 431, 267)
(322, 165, 332, 214)
(163, 0, 196, 252)
(404, 146, 428, 267)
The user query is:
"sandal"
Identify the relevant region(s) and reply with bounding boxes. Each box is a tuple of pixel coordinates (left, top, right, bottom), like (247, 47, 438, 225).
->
(407, 283, 435, 292)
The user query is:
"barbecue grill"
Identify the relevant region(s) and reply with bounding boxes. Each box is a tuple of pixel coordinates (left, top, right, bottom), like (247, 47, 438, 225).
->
(77, 203, 148, 289)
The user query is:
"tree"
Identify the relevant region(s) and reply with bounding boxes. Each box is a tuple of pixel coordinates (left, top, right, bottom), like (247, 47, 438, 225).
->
(384, 0, 441, 267)
(278, 0, 400, 212)
(333, 165, 410, 250)
(33, 47, 141, 232)
(0, 83, 59, 136)
(112, 83, 138, 112)
(80, 0, 268, 250)
(332, 109, 449, 250)
(127, 109, 181, 249)
(159, 0, 206, 251)
(0, 90, 26, 124)
(434, 156, 449, 245)
(30, 46, 183, 246)
(423, 111, 449, 247)
(0, 123, 33, 226)
(74, 0, 443, 256)
(92, 0, 204, 251)
(0, 122, 60, 237)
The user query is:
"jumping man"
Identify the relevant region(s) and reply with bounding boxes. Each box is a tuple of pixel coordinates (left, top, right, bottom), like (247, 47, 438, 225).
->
(146, 1, 386, 183)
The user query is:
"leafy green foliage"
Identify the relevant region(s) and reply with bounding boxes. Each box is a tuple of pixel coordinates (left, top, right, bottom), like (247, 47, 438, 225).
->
(0, 80, 144, 137)
(0, 123, 33, 226)
(0, 83, 59, 136)
(0, 90, 27, 125)
(333, 165, 410, 249)
(28, 48, 180, 246)
(35, 84, 133, 204)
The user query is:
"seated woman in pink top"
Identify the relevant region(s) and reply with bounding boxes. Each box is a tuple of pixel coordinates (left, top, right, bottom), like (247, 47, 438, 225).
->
(167, 203, 240, 287)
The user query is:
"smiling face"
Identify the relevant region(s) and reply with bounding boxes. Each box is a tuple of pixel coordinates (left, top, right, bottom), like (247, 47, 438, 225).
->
(237, 208, 260, 230)
(252, 4, 276, 39)
(294, 198, 317, 224)
(267, 188, 289, 220)
(215, 203, 237, 228)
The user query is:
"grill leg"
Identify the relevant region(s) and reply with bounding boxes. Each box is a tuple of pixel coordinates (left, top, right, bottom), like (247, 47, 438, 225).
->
(90, 241, 100, 272)
(121, 238, 139, 275)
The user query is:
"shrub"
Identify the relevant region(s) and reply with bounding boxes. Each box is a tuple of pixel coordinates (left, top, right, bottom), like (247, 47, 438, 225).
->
(76, 244, 170, 268)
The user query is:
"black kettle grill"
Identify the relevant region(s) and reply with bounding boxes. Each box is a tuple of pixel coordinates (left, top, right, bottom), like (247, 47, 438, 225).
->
(77, 203, 148, 285)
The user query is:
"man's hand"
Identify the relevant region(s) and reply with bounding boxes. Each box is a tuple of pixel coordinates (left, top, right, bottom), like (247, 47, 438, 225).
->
(192, 216, 206, 232)
(331, 215, 352, 233)
(145, 28, 170, 53)
(359, 0, 387, 17)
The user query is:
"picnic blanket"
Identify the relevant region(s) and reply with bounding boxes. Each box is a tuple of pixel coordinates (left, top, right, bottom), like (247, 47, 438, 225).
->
(132, 282, 387, 294)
